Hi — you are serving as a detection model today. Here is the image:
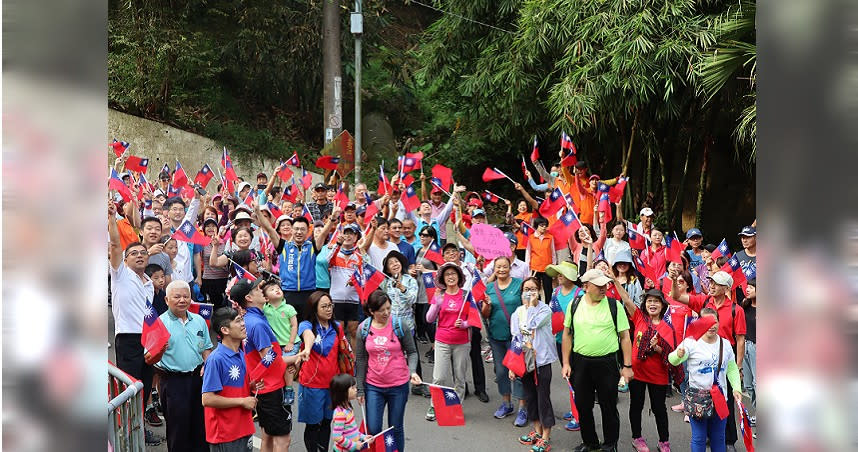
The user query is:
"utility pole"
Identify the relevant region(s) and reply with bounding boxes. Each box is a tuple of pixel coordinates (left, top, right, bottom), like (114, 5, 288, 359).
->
(351, 0, 363, 185)
(323, 0, 342, 145)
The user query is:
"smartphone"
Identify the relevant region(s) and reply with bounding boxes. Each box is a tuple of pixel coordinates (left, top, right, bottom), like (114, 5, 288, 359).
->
(194, 185, 207, 196)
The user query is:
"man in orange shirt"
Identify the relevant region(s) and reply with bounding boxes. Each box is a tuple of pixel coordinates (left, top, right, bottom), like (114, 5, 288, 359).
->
(525, 217, 556, 300)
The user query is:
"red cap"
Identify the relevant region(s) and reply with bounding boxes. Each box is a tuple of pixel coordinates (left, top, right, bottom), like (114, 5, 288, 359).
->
(467, 198, 483, 207)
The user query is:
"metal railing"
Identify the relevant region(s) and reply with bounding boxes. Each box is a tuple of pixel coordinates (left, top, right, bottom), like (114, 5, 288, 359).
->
(108, 362, 145, 452)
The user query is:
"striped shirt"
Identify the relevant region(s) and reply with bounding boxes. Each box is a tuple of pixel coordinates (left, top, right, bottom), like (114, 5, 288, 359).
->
(332, 406, 363, 451)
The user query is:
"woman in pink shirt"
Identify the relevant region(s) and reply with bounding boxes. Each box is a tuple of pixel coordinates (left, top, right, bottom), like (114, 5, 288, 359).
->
(354, 291, 422, 451)
(424, 262, 471, 422)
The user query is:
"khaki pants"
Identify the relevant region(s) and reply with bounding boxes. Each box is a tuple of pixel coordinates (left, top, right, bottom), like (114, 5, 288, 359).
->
(432, 341, 470, 401)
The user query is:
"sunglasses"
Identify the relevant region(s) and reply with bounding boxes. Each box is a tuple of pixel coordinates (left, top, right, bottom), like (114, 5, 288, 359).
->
(419, 233, 431, 237)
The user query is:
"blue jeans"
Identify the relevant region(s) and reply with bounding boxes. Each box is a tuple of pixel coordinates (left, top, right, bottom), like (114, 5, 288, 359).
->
(366, 382, 409, 451)
(690, 415, 727, 452)
(488, 338, 523, 400)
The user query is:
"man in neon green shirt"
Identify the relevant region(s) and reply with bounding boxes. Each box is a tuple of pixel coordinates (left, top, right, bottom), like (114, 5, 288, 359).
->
(560, 269, 633, 452)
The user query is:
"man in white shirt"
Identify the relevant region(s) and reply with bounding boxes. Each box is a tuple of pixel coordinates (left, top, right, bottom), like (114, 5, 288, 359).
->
(367, 217, 397, 269)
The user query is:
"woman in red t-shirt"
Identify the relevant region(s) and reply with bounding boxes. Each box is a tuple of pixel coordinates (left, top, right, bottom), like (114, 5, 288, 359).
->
(619, 284, 676, 452)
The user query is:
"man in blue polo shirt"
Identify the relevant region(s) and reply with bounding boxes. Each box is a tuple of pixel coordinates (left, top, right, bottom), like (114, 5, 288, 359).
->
(202, 307, 260, 452)
(155, 280, 214, 451)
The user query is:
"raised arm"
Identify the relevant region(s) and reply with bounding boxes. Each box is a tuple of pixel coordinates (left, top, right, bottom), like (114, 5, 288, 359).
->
(254, 202, 280, 248)
(667, 267, 691, 305)
(513, 182, 539, 211)
(314, 207, 341, 250)
(108, 200, 122, 271)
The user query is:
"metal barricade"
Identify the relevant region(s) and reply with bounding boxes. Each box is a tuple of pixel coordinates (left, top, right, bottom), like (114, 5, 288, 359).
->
(108, 362, 145, 452)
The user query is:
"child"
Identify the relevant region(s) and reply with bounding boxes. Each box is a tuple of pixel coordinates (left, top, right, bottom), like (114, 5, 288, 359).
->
(261, 278, 301, 405)
(330, 373, 373, 452)
(145, 263, 168, 315)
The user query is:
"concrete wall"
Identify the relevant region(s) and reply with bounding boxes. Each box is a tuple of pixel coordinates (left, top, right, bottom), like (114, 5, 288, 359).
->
(107, 109, 324, 188)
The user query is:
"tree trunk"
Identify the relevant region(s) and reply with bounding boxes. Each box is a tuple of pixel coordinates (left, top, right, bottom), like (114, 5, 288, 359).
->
(656, 149, 669, 221)
(622, 111, 638, 176)
(695, 137, 710, 227)
(670, 138, 692, 226)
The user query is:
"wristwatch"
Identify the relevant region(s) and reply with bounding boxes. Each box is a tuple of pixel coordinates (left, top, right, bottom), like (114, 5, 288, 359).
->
(622, 364, 632, 368)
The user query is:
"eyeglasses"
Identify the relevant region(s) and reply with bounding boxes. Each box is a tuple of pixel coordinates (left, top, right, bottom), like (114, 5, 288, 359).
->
(125, 250, 147, 257)
(318, 304, 334, 310)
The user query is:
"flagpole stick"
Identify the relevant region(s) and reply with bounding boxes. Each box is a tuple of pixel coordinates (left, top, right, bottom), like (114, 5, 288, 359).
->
(456, 289, 472, 320)
(430, 181, 452, 197)
(425, 383, 456, 391)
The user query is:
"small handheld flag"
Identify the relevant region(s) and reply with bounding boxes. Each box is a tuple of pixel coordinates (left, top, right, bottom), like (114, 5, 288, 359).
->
(710, 238, 732, 260)
(172, 220, 211, 246)
(109, 169, 133, 202)
(421, 272, 437, 300)
(172, 160, 189, 188)
(285, 152, 300, 167)
(530, 137, 540, 162)
(315, 155, 341, 171)
(502, 337, 527, 378)
(428, 385, 465, 426)
(110, 139, 130, 157)
(124, 156, 149, 173)
(141, 302, 170, 361)
(194, 164, 215, 188)
(422, 242, 445, 266)
(188, 302, 214, 327)
(431, 164, 453, 192)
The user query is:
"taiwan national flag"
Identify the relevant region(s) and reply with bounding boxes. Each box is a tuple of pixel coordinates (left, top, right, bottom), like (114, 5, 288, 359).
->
(422, 241, 445, 266)
(548, 209, 581, 246)
(565, 377, 580, 421)
(172, 220, 211, 246)
(351, 263, 386, 302)
(710, 238, 732, 260)
(315, 155, 340, 171)
(634, 254, 657, 284)
(598, 193, 613, 223)
(482, 190, 499, 203)
(530, 137, 540, 162)
(125, 156, 149, 173)
(286, 152, 300, 167)
(363, 193, 379, 220)
(481, 167, 506, 182)
(401, 184, 421, 212)
(400, 173, 415, 188)
(141, 301, 170, 357)
(421, 272, 437, 300)
(431, 164, 453, 192)
(664, 234, 684, 265)
(520, 221, 533, 237)
(548, 292, 565, 334)
(242, 190, 255, 207)
(378, 165, 392, 196)
(627, 228, 646, 251)
(334, 184, 350, 209)
(302, 205, 314, 222)
(684, 315, 718, 340)
(172, 160, 189, 188)
(560, 132, 577, 167)
(721, 256, 747, 289)
(109, 169, 133, 201)
(608, 177, 628, 203)
(110, 139, 130, 157)
(470, 268, 487, 301)
(372, 429, 399, 452)
(233, 264, 258, 281)
(249, 347, 281, 382)
(539, 188, 565, 217)
(502, 337, 527, 378)
(267, 202, 284, 219)
(429, 386, 465, 426)
(276, 164, 293, 183)
(189, 302, 214, 327)
(283, 184, 299, 203)
(300, 168, 313, 190)
(461, 292, 483, 329)
(221, 148, 238, 182)
(194, 164, 215, 188)
(402, 152, 423, 172)
(737, 400, 756, 452)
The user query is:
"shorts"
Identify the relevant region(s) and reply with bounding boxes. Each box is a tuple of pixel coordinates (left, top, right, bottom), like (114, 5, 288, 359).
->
(282, 342, 301, 358)
(297, 384, 333, 424)
(209, 436, 252, 452)
(333, 301, 360, 322)
(256, 388, 292, 436)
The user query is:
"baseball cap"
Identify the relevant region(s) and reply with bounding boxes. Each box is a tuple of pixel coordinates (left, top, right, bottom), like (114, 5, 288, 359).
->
(274, 215, 293, 229)
(202, 218, 218, 230)
(588, 174, 600, 181)
(708, 271, 733, 288)
(581, 269, 611, 286)
(441, 242, 459, 254)
(639, 207, 654, 217)
(686, 228, 702, 239)
(643, 288, 666, 303)
(738, 226, 756, 237)
(467, 198, 483, 207)
(504, 232, 518, 246)
(229, 278, 262, 304)
(256, 172, 267, 179)
(342, 223, 362, 237)
(345, 202, 357, 210)
(574, 161, 588, 169)
(313, 182, 327, 191)
(472, 208, 486, 217)
(237, 181, 252, 193)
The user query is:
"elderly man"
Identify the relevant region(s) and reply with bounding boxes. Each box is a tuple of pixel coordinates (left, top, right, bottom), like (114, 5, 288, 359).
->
(561, 269, 633, 452)
(307, 183, 333, 222)
(669, 269, 747, 452)
(154, 280, 214, 451)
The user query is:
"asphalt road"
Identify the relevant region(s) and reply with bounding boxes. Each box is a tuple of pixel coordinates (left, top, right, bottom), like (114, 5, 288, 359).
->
(109, 307, 753, 451)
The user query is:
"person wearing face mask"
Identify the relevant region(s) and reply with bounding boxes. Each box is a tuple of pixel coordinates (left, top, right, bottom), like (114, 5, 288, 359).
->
(668, 308, 743, 452)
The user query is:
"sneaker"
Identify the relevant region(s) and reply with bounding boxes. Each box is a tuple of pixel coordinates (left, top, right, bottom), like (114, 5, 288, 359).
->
(144, 406, 163, 427)
(753, 432, 756, 439)
(518, 430, 541, 445)
(531, 438, 551, 452)
(494, 402, 514, 419)
(618, 382, 629, 393)
(283, 386, 295, 405)
(562, 411, 573, 421)
(749, 415, 756, 427)
(144, 429, 161, 446)
(484, 351, 493, 363)
(683, 414, 689, 423)
(671, 402, 684, 412)
(657, 441, 671, 452)
(425, 407, 435, 421)
(152, 396, 162, 414)
(565, 418, 580, 431)
(514, 408, 528, 427)
(631, 437, 650, 452)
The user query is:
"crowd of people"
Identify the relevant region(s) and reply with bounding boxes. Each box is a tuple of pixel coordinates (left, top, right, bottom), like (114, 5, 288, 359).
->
(108, 146, 757, 452)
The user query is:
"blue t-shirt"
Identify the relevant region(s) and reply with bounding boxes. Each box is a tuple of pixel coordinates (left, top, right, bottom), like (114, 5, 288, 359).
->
(298, 320, 339, 356)
(395, 240, 417, 266)
(553, 286, 584, 343)
(202, 344, 248, 394)
(244, 307, 279, 353)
